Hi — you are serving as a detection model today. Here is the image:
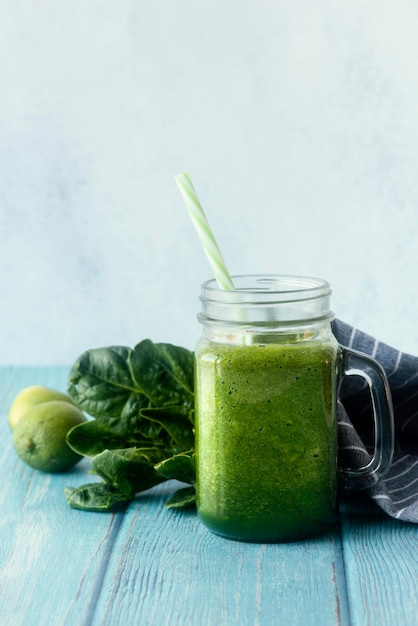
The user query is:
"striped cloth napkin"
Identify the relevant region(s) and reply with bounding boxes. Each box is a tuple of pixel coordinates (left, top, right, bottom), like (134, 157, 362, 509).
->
(332, 319, 418, 523)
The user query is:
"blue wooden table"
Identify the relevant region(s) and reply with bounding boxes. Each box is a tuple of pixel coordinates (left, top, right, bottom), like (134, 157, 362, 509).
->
(1, 366, 417, 626)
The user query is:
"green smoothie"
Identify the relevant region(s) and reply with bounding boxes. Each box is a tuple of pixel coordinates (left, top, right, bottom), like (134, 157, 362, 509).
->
(195, 337, 339, 542)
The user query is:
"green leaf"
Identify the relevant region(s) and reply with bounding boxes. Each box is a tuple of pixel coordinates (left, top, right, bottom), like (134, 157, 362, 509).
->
(129, 340, 194, 408)
(68, 346, 144, 419)
(66, 420, 132, 457)
(154, 451, 195, 485)
(65, 338, 197, 515)
(64, 483, 129, 512)
(97, 392, 154, 437)
(165, 486, 196, 509)
(90, 448, 165, 497)
(140, 406, 195, 450)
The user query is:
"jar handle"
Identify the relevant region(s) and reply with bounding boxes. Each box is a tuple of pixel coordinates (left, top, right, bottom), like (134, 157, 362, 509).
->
(339, 346, 395, 492)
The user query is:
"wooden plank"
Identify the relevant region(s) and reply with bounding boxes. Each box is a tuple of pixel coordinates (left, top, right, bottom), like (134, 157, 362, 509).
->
(0, 367, 126, 626)
(0, 366, 348, 626)
(91, 483, 348, 626)
(339, 495, 418, 626)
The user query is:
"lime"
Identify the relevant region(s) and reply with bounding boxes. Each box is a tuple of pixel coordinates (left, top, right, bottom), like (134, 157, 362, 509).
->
(8, 385, 76, 430)
(12, 400, 87, 472)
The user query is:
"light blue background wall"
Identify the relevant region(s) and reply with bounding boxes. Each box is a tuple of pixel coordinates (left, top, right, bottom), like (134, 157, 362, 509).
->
(1, 1, 417, 365)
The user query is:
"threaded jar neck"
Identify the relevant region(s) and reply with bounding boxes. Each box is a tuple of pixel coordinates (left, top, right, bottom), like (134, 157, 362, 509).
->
(198, 275, 334, 328)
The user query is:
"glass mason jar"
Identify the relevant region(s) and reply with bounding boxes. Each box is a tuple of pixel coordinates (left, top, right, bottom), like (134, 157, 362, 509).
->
(194, 275, 394, 542)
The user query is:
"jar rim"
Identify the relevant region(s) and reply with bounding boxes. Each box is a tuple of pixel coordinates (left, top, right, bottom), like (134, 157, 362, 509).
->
(201, 274, 331, 299)
(199, 274, 333, 325)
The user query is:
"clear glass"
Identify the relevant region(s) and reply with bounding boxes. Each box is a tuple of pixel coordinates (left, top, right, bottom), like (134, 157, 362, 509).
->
(195, 275, 394, 542)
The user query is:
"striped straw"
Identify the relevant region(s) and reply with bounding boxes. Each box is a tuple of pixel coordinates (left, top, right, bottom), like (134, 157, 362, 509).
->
(175, 172, 235, 290)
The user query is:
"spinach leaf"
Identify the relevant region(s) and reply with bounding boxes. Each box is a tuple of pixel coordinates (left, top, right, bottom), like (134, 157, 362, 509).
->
(66, 421, 165, 459)
(165, 486, 196, 509)
(68, 346, 143, 419)
(129, 340, 194, 408)
(66, 420, 131, 457)
(140, 406, 195, 450)
(64, 483, 130, 512)
(65, 339, 196, 513)
(91, 448, 165, 496)
(154, 451, 196, 485)
(154, 452, 196, 510)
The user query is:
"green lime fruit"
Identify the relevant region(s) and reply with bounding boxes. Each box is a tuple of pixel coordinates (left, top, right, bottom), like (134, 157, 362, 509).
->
(12, 400, 87, 472)
(8, 385, 76, 430)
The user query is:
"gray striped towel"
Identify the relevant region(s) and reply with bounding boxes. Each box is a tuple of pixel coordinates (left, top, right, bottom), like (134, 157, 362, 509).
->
(332, 319, 418, 523)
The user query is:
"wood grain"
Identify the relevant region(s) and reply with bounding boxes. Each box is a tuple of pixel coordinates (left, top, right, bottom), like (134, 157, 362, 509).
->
(89, 484, 345, 626)
(340, 496, 418, 626)
(1, 367, 417, 626)
(0, 367, 125, 625)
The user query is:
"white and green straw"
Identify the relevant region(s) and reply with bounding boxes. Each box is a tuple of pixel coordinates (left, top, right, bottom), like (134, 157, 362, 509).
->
(175, 172, 235, 290)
